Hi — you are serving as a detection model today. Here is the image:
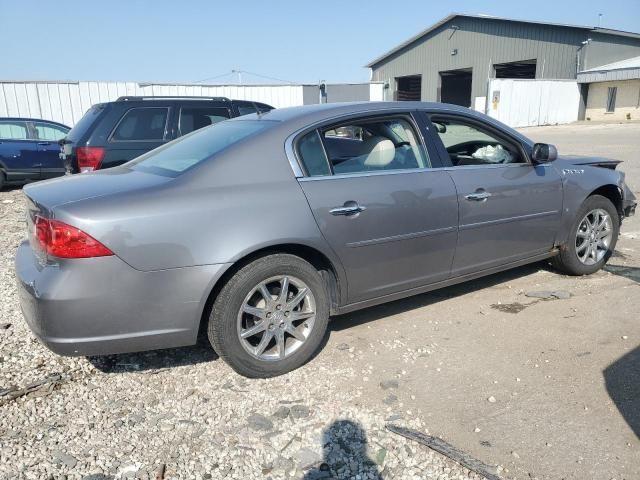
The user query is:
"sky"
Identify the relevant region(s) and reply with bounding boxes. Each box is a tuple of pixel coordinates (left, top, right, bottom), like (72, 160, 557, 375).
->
(4, 0, 640, 84)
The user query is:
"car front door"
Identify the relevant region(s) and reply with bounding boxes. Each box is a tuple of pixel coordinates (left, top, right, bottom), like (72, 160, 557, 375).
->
(30, 121, 69, 179)
(428, 113, 563, 277)
(0, 120, 41, 182)
(294, 112, 458, 305)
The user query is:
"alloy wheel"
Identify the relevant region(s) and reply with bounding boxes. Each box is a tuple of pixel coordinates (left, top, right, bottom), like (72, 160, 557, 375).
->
(575, 208, 613, 265)
(236, 275, 316, 361)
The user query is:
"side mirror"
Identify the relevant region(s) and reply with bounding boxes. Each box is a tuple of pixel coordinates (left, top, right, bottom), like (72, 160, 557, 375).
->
(532, 143, 558, 163)
(433, 122, 447, 134)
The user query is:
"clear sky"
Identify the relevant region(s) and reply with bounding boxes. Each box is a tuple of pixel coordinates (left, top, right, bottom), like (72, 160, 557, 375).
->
(4, 0, 640, 84)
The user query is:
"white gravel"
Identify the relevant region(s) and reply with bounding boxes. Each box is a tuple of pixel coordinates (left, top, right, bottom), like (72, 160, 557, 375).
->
(0, 187, 482, 479)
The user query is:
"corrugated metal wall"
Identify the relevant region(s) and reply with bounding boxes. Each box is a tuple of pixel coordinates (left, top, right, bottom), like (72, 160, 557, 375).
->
(583, 33, 640, 71)
(487, 79, 580, 127)
(370, 16, 640, 105)
(0, 81, 305, 126)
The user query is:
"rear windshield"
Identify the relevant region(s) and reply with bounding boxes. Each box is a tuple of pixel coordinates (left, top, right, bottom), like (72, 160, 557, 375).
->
(128, 120, 274, 176)
(65, 104, 108, 142)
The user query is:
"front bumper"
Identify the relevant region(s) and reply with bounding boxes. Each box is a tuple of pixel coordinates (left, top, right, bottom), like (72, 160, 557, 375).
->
(622, 182, 637, 217)
(15, 240, 229, 356)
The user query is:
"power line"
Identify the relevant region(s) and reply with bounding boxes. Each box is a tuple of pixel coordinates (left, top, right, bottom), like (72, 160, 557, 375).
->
(193, 69, 298, 85)
(192, 71, 236, 84)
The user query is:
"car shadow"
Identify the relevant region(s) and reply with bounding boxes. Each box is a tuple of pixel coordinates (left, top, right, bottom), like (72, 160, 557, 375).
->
(88, 334, 218, 373)
(329, 262, 547, 332)
(88, 262, 549, 374)
(603, 346, 640, 438)
(604, 264, 640, 284)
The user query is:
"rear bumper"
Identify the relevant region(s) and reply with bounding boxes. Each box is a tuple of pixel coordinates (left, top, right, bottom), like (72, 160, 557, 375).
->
(15, 240, 229, 356)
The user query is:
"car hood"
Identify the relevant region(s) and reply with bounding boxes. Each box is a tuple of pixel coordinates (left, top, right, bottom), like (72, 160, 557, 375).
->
(23, 167, 171, 210)
(556, 155, 622, 170)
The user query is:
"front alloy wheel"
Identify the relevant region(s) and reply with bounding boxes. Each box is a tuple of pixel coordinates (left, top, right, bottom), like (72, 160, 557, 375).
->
(575, 208, 613, 265)
(551, 194, 619, 276)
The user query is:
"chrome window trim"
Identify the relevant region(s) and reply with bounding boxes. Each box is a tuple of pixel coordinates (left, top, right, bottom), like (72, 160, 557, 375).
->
(285, 107, 430, 179)
(297, 159, 549, 182)
(298, 167, 434, 182)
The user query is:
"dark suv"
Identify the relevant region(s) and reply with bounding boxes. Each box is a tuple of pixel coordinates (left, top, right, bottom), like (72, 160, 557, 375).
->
(61, 96, 273, 173)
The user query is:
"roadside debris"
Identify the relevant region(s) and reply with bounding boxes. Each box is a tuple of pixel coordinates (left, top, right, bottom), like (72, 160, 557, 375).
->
(154, 463, 166, 480)
(490, 302, 529, 314)
(0, 323, 11, 330)
(0, 374, 62, 406)
(386, 424, 503, 480)
(524, 290, 571, 300)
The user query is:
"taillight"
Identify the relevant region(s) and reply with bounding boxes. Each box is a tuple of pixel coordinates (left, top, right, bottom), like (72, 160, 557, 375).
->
(76, 146, 105, 172)
(34, 216, 113, 258)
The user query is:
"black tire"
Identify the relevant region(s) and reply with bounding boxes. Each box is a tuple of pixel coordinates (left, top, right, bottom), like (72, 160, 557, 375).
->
(208, 254, 330, 378)
(0, 172, 5, 191)
(551, 195, 619, 276)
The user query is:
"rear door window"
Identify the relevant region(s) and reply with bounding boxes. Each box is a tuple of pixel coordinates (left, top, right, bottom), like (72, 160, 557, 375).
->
(33, 122, 69, 141)
(0, 120, 29, 140)
(235, 102, 259, 116)
(178, 107, 231, 135)
(111, 107, 169, 141)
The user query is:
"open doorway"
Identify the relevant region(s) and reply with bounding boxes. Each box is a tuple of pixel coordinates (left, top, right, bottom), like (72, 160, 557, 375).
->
(494, 59, 537, 79)
(439, 68, 472, 107)
(395, 75, 422, 101)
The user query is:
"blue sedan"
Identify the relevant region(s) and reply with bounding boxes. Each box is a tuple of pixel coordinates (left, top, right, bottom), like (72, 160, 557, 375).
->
(0, 117, 70, 189)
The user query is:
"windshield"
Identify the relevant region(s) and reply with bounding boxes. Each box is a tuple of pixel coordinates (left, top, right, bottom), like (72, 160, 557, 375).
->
(128, 120, 274, 176)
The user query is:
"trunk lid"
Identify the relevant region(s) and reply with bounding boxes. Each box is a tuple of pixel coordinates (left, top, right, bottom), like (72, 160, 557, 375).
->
(23, 167, 171, 211)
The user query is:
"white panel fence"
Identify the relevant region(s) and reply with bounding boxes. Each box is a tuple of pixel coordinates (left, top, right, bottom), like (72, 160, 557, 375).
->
(486, 79, 580, 127)
(0, 81, 306, 127)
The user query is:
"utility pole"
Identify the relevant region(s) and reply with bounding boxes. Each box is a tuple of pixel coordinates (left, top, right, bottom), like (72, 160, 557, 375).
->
(598, 13, 603, 27)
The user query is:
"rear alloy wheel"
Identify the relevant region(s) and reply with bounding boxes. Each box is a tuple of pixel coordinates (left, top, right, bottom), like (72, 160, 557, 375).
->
(552, 195, 619, 275)
(208, 254, 329, 378)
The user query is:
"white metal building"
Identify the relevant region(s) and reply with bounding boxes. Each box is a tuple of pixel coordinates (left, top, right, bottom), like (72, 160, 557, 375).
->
(0, 81, 385, 127)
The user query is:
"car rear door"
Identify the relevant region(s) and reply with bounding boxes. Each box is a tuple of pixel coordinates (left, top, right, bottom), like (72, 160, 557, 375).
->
(0, 120, 41, 181)
(427, 112, 563, 276)
(30, 121, 69, 179)
(293, 111, 458, 305)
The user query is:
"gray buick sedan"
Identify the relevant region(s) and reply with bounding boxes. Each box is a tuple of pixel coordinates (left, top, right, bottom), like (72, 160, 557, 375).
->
(16, 102, 637, 377)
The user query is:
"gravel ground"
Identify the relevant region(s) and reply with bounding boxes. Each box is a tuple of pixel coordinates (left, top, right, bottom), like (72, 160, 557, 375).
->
(0, 187, 483, 479)
(1, 122, 639, 480)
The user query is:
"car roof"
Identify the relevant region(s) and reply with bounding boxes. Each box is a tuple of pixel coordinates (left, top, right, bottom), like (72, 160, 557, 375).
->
(232, 101, 533, 148)
(242, 101, 477, 123)
(0, 117, 71, 129)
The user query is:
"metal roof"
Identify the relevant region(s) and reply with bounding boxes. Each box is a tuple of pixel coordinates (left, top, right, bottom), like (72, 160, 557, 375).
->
(577, 56, 640, 82)
(366, 13, 640, 68)
(581, 56, 640, 72)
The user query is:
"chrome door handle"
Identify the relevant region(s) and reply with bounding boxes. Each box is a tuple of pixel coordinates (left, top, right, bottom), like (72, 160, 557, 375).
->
(330, 202, 366, 216)
(465, 191, 492, 201)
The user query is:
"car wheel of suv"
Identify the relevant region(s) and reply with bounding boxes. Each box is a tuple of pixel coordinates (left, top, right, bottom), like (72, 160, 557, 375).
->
(208, 254, 330, 378)
(552, 195, 619, 276)
(0, 172, 5, 190)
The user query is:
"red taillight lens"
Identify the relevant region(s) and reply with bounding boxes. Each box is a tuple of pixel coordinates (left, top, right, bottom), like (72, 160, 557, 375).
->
(76, 146, 105, 172)
(34, 216, 113, 258)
